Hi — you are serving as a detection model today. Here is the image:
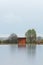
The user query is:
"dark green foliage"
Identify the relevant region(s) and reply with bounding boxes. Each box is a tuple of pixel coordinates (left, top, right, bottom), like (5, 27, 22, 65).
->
(0, 40, 1, 43)
(25, 29, 36, 43)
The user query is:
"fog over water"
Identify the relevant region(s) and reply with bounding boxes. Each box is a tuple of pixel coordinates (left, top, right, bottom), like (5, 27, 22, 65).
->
(0, 0, 43, 36)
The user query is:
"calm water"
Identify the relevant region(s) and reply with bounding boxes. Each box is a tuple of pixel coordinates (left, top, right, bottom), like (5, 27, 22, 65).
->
(0, 44, 43, 65)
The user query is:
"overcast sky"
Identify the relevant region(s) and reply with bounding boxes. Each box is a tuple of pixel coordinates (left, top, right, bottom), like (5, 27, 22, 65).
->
(0, 0, 43, 37)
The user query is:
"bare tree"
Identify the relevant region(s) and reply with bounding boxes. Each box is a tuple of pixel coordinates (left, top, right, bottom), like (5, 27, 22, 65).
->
(8, 33, 18, 43)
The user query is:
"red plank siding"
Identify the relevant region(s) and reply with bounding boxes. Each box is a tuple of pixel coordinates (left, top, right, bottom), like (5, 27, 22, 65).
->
(18, 37, 26, 47)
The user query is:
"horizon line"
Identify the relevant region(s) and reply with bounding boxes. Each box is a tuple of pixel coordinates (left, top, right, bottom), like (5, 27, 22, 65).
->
(0, 33, 43, 37)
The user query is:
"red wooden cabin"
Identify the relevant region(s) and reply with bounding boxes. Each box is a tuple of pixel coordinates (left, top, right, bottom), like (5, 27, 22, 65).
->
(18, 37, 26, 47)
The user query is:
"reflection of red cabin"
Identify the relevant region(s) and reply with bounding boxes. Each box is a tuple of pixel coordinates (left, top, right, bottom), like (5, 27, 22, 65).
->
(18, 37, 26, 47)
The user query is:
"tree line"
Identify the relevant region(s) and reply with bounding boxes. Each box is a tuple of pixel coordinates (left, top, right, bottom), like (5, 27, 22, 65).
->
(0, 29, 43, 44)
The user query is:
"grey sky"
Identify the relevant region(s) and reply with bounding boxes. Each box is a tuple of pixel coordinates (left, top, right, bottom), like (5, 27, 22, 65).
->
(0, 0, 43, 37)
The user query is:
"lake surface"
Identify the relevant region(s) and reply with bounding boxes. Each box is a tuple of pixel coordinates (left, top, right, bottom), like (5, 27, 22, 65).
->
(0, 44, 43, 65)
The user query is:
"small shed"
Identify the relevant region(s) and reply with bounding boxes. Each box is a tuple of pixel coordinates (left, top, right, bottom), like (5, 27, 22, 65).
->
(18, 37, 26, 47)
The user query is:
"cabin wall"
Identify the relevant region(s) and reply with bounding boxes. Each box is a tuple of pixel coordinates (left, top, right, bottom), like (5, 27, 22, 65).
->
(18, 38, 26, 46)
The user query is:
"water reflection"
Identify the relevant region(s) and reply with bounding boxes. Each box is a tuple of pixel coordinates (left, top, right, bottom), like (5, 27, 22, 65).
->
(18, 45, 26, 48)
(0, 44, 43, 65)
(10, 44, 17, 54)
(27, 44, 36, 57)
(10, 44, 36, 57)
